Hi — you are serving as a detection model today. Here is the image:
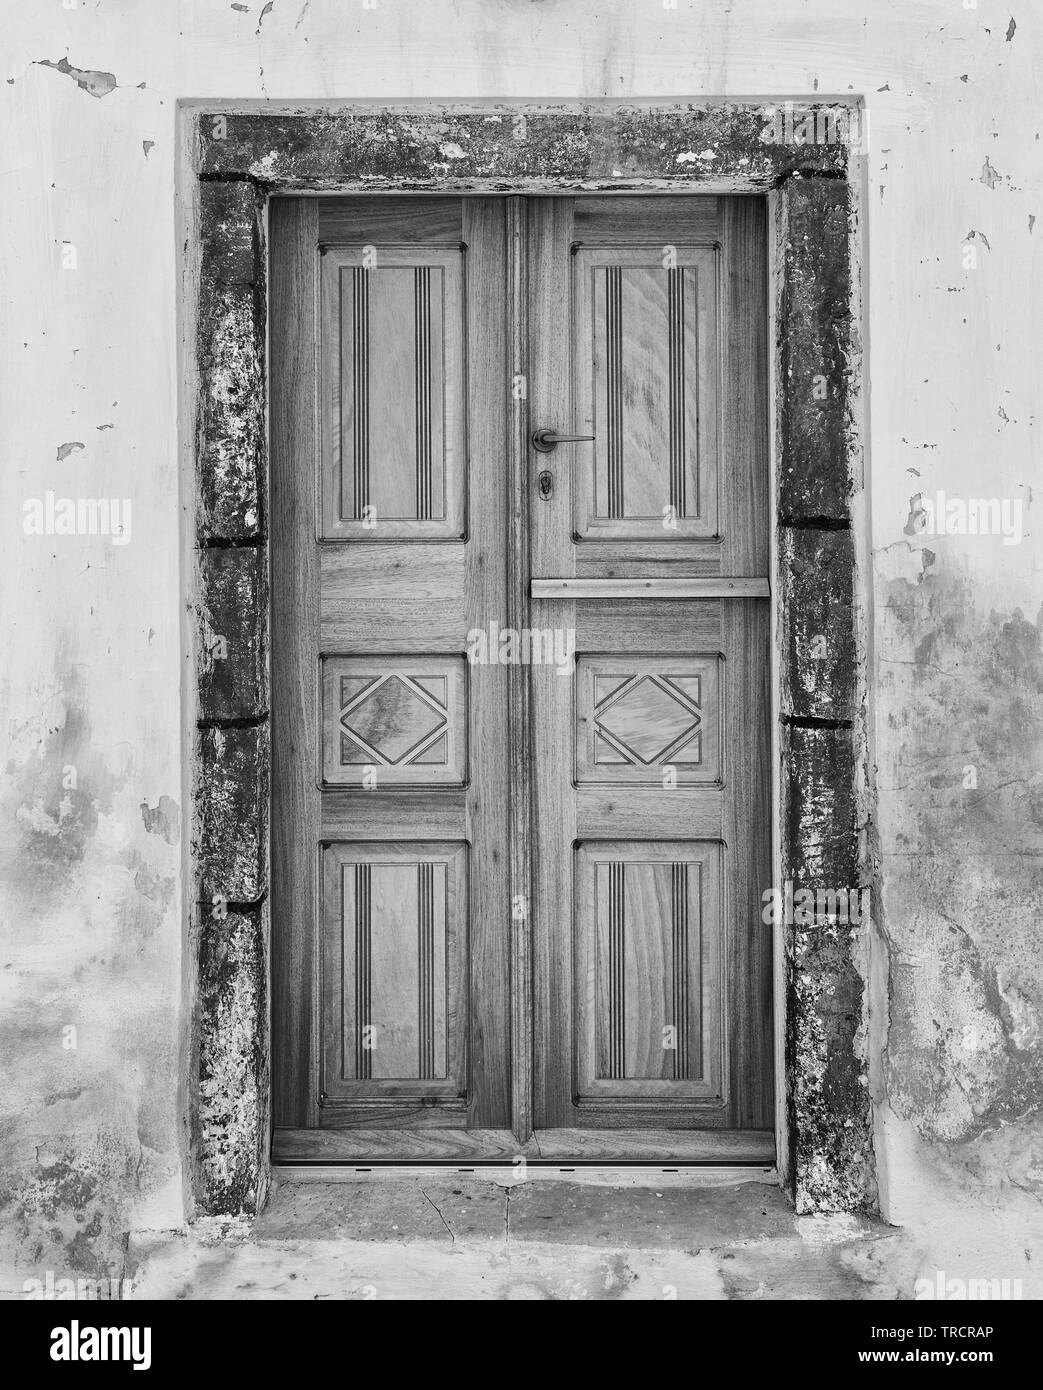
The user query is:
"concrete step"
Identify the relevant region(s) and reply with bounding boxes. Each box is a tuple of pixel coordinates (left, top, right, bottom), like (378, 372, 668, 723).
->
(128, 1177, 920, 1300)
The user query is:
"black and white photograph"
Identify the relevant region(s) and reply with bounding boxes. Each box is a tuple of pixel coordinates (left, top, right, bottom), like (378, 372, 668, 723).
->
(0, 0, 1040, 1352)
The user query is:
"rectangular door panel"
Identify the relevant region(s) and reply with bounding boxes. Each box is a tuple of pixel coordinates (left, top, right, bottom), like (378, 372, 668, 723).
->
(321, 842, 467, 1106)
(321, 656, 468, 788)
(576, 654, 721, 785)
(575, 840, 723, 1104)
(574, 246, 718, 541)
(320, 246, 466, 540)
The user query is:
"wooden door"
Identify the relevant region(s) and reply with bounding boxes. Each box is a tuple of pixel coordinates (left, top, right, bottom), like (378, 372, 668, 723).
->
(527, 198, 773, 1161)
(271, 197, 515, 1161)
(270, 194, 772, 1165)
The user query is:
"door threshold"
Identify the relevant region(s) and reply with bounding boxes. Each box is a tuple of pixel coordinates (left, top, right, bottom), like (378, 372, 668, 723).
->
(274, 1163, 779, 1188)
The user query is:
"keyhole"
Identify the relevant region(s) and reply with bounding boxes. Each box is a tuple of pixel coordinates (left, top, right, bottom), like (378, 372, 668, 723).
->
(538, 469, 554, 500)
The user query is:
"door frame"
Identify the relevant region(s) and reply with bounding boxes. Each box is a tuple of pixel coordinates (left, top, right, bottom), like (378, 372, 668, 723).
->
(177, 99, 874, 1216)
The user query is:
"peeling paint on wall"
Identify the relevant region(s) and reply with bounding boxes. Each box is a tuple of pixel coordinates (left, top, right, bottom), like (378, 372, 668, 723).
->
(35, 58, 117, 100)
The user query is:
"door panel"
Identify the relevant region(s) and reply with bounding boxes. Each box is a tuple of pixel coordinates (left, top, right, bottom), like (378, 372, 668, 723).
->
(576, 655, 721, 785)
(529, 197, 772, 1152)
(574, 245, 718, 540)
(575, 840, 722, 1100)
(321, 656, 468, 787)
(320, 245, 466, 540)
(272, 197, 512, 1151)
(321, 842, 467, 1102)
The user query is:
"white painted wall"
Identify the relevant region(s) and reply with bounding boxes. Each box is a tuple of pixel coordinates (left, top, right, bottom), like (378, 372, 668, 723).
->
(2, 0, 1040, 1292)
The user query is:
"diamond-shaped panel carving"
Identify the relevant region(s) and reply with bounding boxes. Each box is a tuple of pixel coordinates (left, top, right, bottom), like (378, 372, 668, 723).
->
(341, 675, 447, 765)
(577, 656, 720, 785)
(595, 675, 701, 765)
(323, 657, 466, 786)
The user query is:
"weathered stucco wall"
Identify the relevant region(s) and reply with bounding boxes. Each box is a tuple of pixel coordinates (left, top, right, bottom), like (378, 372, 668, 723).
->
(1, 0, 1040, 1294)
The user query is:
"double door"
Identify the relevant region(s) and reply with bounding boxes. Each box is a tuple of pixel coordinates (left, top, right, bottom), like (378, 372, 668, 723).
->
(271, 193, 772, 1162)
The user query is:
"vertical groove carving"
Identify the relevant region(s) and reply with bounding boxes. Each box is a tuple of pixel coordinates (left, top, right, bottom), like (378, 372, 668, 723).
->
(668, 266, 686, 518)
(414, 266, 432, 521)
(354, 862, 372, 1079)
(352, 266, 370, 518)
(607, 860, 626, 1078)
(671, 861, 690, 1080)
(417, 861, 435, 1079)
(605, 266, 623, 520)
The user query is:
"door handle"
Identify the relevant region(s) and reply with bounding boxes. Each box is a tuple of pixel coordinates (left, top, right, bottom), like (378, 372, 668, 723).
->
(531, 428, 596, 453)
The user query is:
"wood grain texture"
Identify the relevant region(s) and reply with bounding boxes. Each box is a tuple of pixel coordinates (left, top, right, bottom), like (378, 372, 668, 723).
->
(319, 790, 466, 840)
(461, 197, 513, 1130)
(505, 195, 535, 1144)
(721, 196, 769, 577)
(571, 196, 721, 247)
(532, 1129, 775, 1162)
(529, 197, 576, 1129)
(318, 196, 464, 248)
(532, 577, 768, 598)
(274, 1128, 524, 1162)
(574, 547, 724, 577)
(575, 788, 723, 841)
(271, 198, 321, 1130)
(274, 1123, 774, 1163)
(722, 597, 775, 1128)
(574, 600, 723, 650)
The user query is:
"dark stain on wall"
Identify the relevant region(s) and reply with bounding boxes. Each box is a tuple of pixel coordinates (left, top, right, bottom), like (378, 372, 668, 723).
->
(0, 647, 181, 1280)
(879, 561, 1043, 1150)
(140, 795, 180, 844)
(2, 660, 114, 894)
